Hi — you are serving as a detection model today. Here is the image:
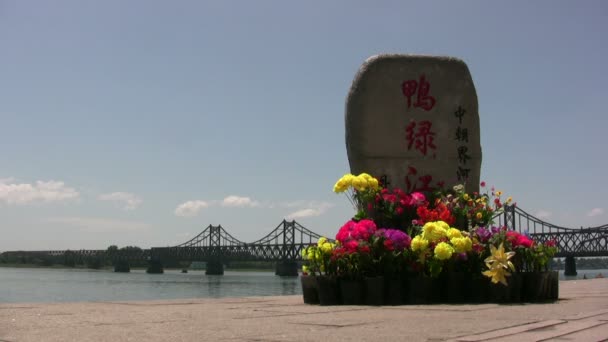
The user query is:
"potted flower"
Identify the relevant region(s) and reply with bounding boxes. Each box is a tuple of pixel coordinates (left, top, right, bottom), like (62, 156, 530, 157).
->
(333, 219, 377, 305)
(301, 237, 336, 305)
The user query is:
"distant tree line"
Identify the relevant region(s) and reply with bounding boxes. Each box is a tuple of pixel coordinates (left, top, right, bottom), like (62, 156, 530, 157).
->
(0, 245, 149, 269)
(0, 246, 277, 270)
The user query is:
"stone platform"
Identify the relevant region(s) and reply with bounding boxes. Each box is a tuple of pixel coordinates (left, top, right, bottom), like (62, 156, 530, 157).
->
(1, 279, 607, 341)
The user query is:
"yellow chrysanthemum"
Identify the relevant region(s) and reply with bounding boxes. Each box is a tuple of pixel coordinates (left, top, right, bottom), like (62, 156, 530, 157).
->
(368, 177, 379, 190)
(411, 235, 429, 252)
(320, 241, 334, 254)
(436, 221, 451, 231)
(447, 228, 462, 240)
(358, 173, 373, 180)
(476, 212, 483, 220)
(352, 175, 367, 191)
(451, 237, 473, 253)
(463, 193, 470, 201)
(422, 221, 447, 242)
(434, 242, 454, 260)
(302, 265, 309, 273)
(317, 237, 327, 246)
(333, 174, 354, 193)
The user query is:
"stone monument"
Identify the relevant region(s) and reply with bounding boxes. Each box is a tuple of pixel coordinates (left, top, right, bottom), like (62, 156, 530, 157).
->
(345, 54, 481, 193)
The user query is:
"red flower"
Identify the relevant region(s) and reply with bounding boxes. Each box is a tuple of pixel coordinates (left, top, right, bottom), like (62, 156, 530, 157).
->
(480, 181, 486, 187)
(359, 245, 371, 254)
(383, 239, 394, 251)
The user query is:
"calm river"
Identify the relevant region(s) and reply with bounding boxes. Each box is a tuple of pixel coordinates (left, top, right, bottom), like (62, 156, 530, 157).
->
(0, 267, 301, 303)
(1, 267, 606, 303)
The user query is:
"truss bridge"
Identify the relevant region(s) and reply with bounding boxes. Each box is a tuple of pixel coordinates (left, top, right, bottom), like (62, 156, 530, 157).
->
(148, 220, 324, 275)
(495, 205, 608, 276)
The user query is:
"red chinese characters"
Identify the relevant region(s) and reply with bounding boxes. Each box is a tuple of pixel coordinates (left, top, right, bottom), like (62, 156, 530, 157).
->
(405, 120, 436, 156)
(404, 166, 443, 193)
(401, 74, 436, 111)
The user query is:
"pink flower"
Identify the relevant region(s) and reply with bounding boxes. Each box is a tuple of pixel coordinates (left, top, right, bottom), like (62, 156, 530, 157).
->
(480, 181, 486, 187)
(411, 192, 426, 204)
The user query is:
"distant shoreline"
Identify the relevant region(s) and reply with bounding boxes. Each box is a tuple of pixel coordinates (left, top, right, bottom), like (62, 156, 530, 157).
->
(0, 264, 275, 272)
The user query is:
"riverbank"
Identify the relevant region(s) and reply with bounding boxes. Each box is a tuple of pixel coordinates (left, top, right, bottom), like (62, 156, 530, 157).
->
(2, 278, 607, 341)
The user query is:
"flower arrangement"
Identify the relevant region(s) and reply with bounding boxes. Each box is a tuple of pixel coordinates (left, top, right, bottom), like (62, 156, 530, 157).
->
(301, 172, 559, 305)
(441, 182, 513, 228)
(410, 221, 473, 277)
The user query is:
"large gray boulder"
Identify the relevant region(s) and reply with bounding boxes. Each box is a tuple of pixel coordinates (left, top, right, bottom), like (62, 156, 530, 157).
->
(345, 54, 481, 193)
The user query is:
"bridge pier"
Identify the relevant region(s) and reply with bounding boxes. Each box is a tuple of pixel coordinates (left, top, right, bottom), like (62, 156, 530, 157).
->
(205, 260, 224, 275)
(146, 259, 164, 274)
(275, 261, 298, 276)
(113, 259, 130, 273)
(564, 256, 577, 276)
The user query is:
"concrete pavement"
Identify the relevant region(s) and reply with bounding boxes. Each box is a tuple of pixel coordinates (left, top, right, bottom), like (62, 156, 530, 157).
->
(1, 278, 607, 341)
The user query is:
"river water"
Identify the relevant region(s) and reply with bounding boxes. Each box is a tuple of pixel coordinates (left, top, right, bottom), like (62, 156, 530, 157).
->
(0, 268, 300, 303)
(1, 267, 606, 304)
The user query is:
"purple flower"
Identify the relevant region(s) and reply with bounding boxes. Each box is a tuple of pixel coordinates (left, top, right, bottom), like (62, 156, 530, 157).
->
(475, 227, 492, 242)
(375, 228, 412, 250)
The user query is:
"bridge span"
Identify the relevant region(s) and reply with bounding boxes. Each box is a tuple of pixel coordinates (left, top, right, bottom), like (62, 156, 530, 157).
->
(2, 206, 606, 276)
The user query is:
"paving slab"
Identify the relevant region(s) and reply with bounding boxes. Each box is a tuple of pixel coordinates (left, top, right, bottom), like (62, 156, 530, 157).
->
(1, 278, 607, 342)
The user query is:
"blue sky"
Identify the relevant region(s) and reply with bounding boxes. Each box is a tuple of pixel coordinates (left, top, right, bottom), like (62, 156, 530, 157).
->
(1, 1, 606, 251)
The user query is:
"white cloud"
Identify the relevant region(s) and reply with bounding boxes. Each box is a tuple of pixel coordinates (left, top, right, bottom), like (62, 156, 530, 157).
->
(221, 195, 259, 208)
(0, 178, 79, 205)
(286, 202, 334, 220)
(587, 208, 604, 217)
(46, 217, 149, 232)
(534, 210, 552, 219)
(98, 192, 142, 210)
(174, 200, 210, 217)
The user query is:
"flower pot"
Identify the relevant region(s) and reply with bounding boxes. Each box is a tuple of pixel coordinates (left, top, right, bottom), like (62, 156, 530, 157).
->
(316, 276, 341, 306)
(365, 276, 384, 306)
(548, 271, 559, 301)
(487, 281, 510, 303)
(384, 277, 405, 305)
(340, 278, 365, 305)
(300, 275, 319, 304)
(508, 273, 523, 303)
(407, 276, 432, 304)
(522, 272, 546, 302)
(444, 272, 466, 304)
(466, 276, 489, 303)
